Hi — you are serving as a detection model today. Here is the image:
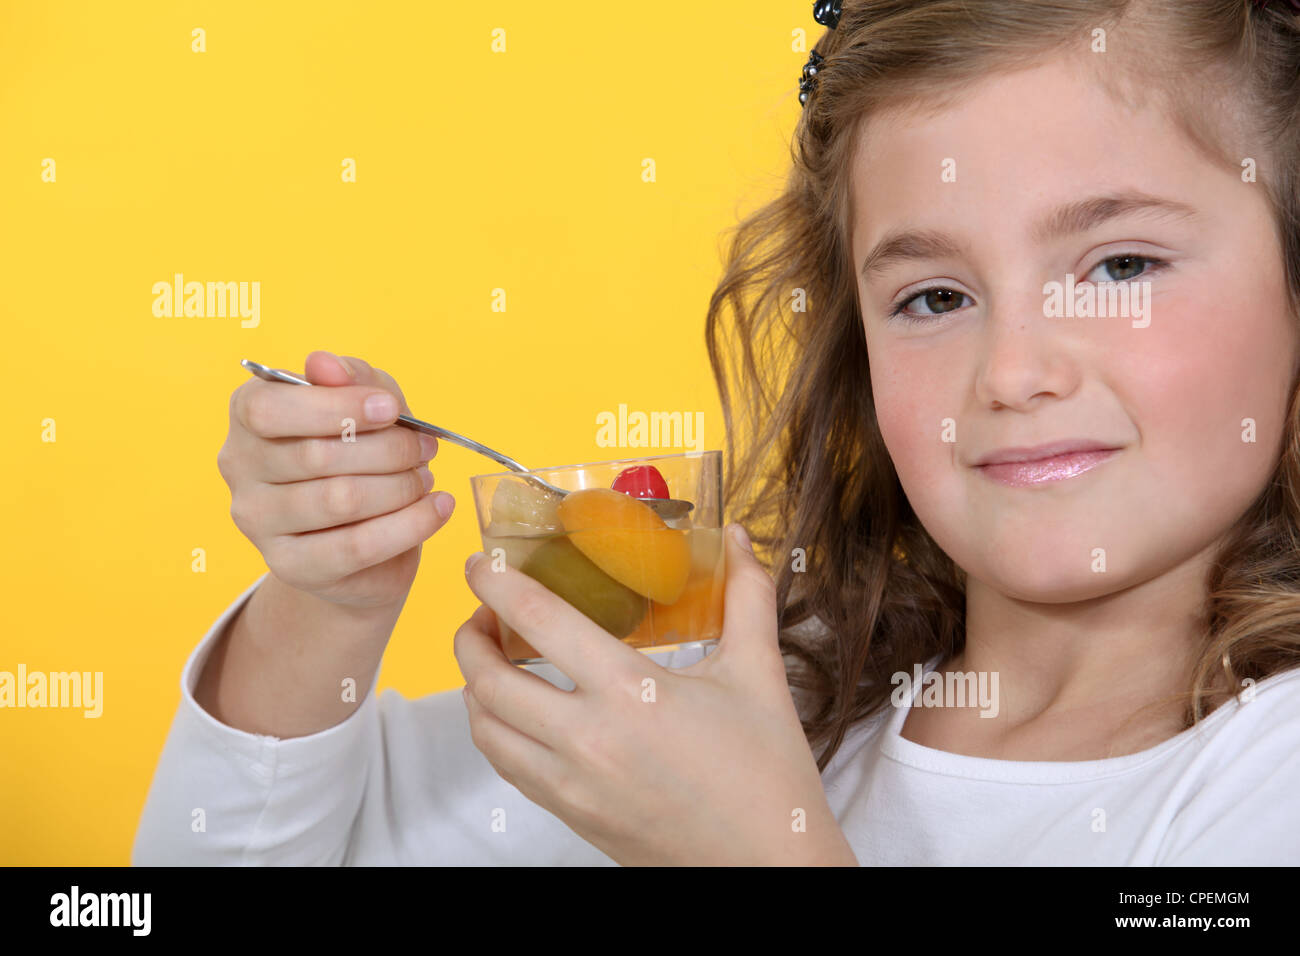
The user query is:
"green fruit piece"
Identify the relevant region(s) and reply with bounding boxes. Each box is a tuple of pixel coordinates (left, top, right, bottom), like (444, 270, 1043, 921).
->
(489, 478, 562, 530)
(519, 536, 650, 639)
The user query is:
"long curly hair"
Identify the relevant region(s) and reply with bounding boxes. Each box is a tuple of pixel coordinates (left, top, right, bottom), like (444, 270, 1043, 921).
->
(705, 0, 1300, 771)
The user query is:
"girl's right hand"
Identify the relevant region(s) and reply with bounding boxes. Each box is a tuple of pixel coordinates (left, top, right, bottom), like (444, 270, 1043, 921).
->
(217, 350, 455, 611)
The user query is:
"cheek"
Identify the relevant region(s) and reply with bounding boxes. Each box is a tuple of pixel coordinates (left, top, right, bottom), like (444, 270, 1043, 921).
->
(869, 345, 958, 495)
(1125, 283, 1294, 501)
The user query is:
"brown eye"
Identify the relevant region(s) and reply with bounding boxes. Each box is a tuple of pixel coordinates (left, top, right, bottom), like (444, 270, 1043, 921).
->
(922, 290, 963, 313)
(890, 286, 970, 321)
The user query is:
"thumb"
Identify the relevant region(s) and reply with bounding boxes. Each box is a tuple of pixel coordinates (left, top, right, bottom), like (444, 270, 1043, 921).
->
(303, 350, 360, 386)
(303, 351, 413, 418)
(714, 523, 782, 675)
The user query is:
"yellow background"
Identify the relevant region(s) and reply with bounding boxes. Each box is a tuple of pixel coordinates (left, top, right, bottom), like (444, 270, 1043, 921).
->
(0, 1, 804, 864)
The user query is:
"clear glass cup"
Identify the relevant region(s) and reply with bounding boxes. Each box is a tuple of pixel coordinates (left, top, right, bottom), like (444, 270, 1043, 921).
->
(469, 450, 725, 665)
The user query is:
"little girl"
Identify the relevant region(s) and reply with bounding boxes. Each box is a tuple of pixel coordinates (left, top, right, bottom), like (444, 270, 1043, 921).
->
(134, 0, 1300, 865)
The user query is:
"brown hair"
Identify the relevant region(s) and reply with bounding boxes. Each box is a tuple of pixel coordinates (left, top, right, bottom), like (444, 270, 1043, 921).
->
(705, 0, 1300, 771)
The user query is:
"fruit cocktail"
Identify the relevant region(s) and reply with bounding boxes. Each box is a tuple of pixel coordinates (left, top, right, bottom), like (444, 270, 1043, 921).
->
(469, 451, 724, 665)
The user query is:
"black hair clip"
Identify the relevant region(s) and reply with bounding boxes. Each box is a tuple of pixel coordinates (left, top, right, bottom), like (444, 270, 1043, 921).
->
(814, 0, 843, 28)
(800, 1, 842, 108)
(798, 50, 825, 107)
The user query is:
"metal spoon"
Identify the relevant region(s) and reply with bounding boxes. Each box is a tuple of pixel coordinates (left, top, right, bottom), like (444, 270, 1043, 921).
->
(240, 359, 693, 521)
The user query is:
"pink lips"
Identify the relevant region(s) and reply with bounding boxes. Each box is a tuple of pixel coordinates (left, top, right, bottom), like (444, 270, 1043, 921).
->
(973, 440, 1120, 487)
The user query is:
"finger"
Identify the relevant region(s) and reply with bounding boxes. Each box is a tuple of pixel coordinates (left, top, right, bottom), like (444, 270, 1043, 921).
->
(306, 352, 429, 454)
(232, 377, 403, 439)
(272, 491, 449, 588)
(454, 609, 575, 751)
(713, 524, 783, 679)
(462, 684, 571, 804)
(468, 602, 502, 645)
(311, 353, 429, 453)
(255, 426, 438, 483)
(350, 359, 416, 419)
(303, 351, 359, 387)
(311, 353, 417, 420)
(462, 551, 652, 692)
(243, 467, 435, 536)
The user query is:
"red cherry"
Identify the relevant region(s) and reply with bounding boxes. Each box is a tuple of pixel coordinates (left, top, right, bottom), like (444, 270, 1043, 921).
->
(611, 465, 670, 500)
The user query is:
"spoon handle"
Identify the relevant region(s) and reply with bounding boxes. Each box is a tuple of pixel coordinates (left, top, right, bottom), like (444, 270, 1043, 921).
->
(240, 359, 532, 474)
(239, 360, 701, 519)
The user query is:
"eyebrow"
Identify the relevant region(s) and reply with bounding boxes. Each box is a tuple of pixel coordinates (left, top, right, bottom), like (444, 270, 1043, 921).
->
(858, 190, 1201, 282)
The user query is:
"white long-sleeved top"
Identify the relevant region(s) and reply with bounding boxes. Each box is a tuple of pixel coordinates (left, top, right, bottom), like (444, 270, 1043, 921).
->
(133, 574, 1300, 865)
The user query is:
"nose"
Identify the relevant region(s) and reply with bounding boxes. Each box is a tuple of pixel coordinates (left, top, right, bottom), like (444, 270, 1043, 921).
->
(972, 293, 1083, 411)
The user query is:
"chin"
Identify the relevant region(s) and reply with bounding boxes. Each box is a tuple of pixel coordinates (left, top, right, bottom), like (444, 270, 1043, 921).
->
(975, 566, 1128, 605)
(954, 532, 1137, 604)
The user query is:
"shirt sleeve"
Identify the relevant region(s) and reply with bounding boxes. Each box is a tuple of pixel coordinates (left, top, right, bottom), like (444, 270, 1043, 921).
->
(132, 575, 711, 866)
(1155, 668, 1300, 865)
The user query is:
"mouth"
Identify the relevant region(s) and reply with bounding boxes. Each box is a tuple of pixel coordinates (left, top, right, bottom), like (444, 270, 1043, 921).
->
(973, 442, 1121, 488)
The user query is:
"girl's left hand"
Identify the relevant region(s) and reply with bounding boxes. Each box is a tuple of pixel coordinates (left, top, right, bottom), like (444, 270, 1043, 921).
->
(453, 523, 858, 867)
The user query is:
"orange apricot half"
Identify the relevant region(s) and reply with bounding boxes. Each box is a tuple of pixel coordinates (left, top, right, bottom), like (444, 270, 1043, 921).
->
(557, 487, 691, 604)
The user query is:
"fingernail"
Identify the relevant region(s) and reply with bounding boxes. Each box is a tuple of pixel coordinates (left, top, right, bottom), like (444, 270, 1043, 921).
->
(730, 524, 752, 553)
(436, 492, 455, 519)
(465, 551, 484, 575)
(418, 463, 434, 492)
(335, 354, 357, 379)
(365, 393, 398, 423)
(418, 434, 438, 459)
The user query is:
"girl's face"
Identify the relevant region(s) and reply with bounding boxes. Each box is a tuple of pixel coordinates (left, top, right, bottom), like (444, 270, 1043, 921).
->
(853, 57, 1298, 602)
